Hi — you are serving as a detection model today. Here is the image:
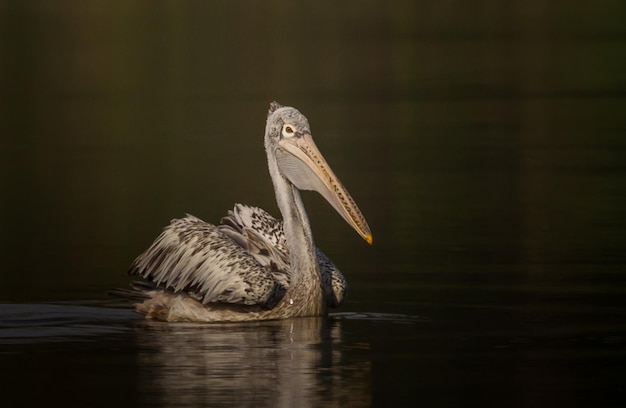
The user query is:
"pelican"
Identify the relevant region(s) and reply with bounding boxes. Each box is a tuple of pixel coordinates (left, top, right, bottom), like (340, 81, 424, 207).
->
(114, 102, 372, 322)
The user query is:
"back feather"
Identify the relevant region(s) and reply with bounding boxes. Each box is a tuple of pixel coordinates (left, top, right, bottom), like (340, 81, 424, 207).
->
(220, 204, 347, 307)
(127, 205, 347, 309)
(128, 215, 285, 308)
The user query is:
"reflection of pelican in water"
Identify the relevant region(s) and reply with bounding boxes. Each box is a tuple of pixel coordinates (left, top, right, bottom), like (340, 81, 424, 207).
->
(114, 102, 372, 322)
(133, 317, 371, 407)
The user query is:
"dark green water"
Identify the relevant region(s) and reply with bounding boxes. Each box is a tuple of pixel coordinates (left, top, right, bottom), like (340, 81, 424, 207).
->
(1, 1, 626, 407)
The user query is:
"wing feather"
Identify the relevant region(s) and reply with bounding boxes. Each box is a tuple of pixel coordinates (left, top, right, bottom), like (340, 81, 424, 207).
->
(219, 204, 348, 307)
(129, 215, 284, 308)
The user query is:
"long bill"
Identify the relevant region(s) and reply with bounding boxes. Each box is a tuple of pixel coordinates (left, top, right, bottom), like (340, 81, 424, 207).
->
(276, 132, 373, 244)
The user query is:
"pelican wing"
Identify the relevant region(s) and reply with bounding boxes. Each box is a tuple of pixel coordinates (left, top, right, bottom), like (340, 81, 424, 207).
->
(218, 204, 347, 307)
(128, 215, 285, 308)
(316, 248, 347, 308)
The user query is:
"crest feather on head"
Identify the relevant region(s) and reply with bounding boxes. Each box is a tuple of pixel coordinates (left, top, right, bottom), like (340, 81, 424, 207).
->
(268, 101, 283, 117)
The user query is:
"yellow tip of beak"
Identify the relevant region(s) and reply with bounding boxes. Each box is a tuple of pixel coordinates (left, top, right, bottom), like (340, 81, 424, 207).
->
(365, 234, 373, 245)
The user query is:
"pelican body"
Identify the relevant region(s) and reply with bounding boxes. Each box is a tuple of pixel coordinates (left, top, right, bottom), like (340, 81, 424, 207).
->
(116, 102, 372, 322)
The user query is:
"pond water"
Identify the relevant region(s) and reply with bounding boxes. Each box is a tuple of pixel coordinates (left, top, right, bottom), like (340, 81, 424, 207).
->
(1, 1, 626, 407)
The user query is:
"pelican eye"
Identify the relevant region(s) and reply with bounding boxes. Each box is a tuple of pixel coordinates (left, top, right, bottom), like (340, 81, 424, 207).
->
(282, 124, 296, 138)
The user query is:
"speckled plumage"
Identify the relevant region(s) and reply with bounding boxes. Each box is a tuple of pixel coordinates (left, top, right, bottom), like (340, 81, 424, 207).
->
(219, 203, 347, 307)
(127, 204, 346, 312)
(115, 102, 370, 322)
(128, 214, 285, 308)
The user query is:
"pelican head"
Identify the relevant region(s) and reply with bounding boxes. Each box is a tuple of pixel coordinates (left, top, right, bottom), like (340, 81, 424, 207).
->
(265, 101, 372, 244)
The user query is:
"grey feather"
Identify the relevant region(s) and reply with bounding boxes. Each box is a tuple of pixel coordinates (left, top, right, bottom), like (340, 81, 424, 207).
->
(219, 203, 347, 307)
(128, 215, 285, 309)
(128, 204, 347, 311)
